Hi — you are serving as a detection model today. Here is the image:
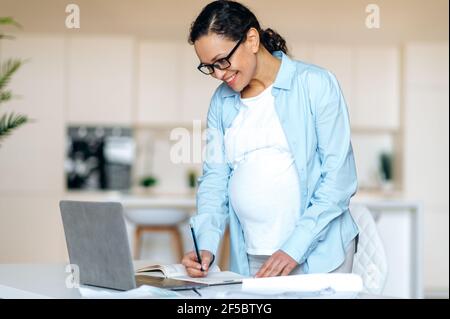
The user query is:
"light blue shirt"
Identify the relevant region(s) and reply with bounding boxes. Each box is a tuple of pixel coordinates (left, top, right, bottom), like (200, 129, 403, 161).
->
(190, 50, 359, 276)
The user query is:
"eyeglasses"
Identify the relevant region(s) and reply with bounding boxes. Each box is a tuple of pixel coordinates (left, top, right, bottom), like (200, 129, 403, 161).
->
(197, 36, 244, 75)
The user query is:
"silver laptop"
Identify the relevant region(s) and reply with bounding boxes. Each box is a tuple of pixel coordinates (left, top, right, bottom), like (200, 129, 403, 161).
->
(59, 200, 207, 291)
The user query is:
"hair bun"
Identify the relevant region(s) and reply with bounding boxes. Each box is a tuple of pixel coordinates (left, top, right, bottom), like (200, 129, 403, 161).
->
(261, 28, 288, 54)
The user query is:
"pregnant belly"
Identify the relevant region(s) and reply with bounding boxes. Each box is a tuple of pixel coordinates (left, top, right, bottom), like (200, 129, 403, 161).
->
(229, 149, 301, 224)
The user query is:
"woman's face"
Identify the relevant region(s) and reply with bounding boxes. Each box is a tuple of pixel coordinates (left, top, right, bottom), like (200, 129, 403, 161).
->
(194, 29, 259, 92)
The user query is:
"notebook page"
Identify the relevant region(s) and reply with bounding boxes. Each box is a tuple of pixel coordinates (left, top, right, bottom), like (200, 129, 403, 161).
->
(174, 271, 246, 285)
(135, 263, 221, 278)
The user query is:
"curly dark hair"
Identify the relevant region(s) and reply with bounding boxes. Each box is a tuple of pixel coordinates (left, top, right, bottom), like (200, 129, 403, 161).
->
(188, 0, 288, 55)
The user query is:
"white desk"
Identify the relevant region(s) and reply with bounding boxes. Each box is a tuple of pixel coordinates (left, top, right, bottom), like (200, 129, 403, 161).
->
(0, 263, 388, 299)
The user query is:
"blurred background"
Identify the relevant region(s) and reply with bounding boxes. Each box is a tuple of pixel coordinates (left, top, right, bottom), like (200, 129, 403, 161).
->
(0, 0, 447, 298)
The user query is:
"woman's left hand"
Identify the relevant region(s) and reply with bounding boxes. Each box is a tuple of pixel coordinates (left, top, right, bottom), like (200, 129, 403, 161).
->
(255, 250, 299, 278)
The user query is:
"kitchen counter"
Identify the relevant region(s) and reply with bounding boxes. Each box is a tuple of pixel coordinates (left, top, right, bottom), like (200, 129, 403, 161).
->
(107, 193, 196, 210)
(63, 190, 197, 210)
(62, 189, 416, 212)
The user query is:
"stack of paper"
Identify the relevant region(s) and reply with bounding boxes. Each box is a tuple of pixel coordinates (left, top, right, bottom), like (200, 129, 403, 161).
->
(242, 273, 363, 295)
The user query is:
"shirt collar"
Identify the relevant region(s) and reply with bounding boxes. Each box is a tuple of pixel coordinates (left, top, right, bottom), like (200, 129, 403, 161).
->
(220, 50, 296, 98)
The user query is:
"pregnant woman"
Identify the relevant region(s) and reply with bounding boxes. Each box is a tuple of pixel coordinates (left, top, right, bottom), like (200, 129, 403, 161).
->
(182, 0, 359, 278)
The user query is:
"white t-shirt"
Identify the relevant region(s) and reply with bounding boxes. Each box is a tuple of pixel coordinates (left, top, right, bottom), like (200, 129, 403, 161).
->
(224, 84, 301, 255)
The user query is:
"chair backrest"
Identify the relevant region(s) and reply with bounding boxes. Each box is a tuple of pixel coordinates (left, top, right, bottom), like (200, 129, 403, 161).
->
(350, 203, 388, 295)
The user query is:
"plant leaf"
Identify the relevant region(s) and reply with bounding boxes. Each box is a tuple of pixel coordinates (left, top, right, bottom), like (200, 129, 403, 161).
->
(0, 90, 12, 104)
(0, 34, 15, 40)
(0, 112, 28, 141)
(0, 17, 21, 44)
(0, 17, 22, 28)
(0, 59, 22, 92)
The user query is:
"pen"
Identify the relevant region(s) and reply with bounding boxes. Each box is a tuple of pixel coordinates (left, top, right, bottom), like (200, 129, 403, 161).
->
(189, 223, 204, 272)
(192, 288, 202, 297)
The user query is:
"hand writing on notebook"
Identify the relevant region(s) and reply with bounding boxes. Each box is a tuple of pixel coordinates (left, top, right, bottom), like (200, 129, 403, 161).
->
(181, 250, 214, 278)
(255, 250, 299, 278)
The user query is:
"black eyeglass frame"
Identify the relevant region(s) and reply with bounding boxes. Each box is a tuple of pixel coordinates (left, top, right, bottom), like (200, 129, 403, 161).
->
(197, 35, 245, 75)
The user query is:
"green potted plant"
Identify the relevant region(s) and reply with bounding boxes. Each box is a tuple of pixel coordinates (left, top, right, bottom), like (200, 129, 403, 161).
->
(139, 174, 158, 194)
(379, 152, 394, 192)
(0, 17, 28, 145)
(187, 169, 198, 195)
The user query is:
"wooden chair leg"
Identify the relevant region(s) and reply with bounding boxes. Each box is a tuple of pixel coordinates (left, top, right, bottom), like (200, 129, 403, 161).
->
(170, 226, 185, 262)
(219, 226, 230, 270)
(134, 225, 184, 262)
(134, 226, 143, 259)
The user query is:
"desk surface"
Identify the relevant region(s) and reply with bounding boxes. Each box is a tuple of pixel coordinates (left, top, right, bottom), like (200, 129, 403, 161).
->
(0, 263, 387, 299)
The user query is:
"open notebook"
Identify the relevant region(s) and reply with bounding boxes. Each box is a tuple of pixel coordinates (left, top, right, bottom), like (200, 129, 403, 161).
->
(135, 263, 245, 286)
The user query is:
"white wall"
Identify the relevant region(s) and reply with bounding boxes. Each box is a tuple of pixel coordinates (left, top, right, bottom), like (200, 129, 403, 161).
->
(0, 35, 68, 263)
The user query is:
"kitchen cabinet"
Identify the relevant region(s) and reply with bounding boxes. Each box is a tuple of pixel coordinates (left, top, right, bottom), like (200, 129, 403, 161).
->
(137, 41, 180, 125)
(352, 46, 400, 129)
(136, 42, 400, 129)
(179, 43, 218, 124)
(405, 43, 448, 88)
(137, 42, 218, 126)
(290, 43, 400, 130)
(309, 45, 355, 121)
(66, 36, 134, 125)
(0, 35, 65, 193)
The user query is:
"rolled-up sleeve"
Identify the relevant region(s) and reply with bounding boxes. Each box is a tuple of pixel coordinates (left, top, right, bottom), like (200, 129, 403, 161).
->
(281, 69, 358, 264)
(190, 93, 230, 257)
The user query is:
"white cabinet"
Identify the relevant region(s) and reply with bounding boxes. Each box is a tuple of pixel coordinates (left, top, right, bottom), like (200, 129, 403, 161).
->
(137, 42, 218, 125)
(136, 42, 400, 129)
(290, 43, 400, 130)
(309, 45, 355, 120)
(179, 43, 218, 124)
(137, 41, 180, 125)
(405, 43, 449, 88)
(0, 35, 65, 193)
(352, 46, 400, 129)
(66, 36, 134, 125)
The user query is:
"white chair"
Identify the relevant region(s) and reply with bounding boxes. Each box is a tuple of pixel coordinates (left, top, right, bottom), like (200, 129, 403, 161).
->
(350, 203, 388, 295)
(124, 208, 190, 261)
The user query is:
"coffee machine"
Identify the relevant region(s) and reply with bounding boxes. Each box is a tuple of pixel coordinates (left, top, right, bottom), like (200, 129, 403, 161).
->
(65, 126, 135, 191)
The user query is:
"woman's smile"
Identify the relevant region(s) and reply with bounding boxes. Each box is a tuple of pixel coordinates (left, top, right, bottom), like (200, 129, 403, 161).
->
(224, 72, 238, 86)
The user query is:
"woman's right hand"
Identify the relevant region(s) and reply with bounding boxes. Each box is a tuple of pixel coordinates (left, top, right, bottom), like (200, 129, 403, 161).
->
(181, 250, 214, 277)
